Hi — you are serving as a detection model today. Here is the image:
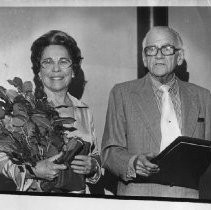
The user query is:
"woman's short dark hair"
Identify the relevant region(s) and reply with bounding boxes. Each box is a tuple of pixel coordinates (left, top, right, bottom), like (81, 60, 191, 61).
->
(31, 30, 86, 100)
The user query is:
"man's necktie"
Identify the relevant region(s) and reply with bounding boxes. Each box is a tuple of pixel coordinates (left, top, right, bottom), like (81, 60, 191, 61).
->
(160, 85, 181, 152)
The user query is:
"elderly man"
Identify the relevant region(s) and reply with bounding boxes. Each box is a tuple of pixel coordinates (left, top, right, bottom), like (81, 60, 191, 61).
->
(101, 26, 211, 198)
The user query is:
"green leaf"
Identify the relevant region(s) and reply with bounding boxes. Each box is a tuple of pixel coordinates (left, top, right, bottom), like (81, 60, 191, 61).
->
(11, 116, 26, 127)
(53, 117, 76, 126)
(44, 143, 59, 158)
(48, 134, 64, 151)
(55, 105, 69, 109)
(35, 101, 59, 119)
(0, 87, 12, 105)
(13, 103, 28, 118)
(29, 141, 40, 157)
(2, 116, 15, 132)
(13, 96, 33, 115)
(30, 112, 46, 118)
(13, 95, 29, 105)
(0, 86, 6, 93)
(62, 127, 77, 132)
(25, 92, 35, 108)
(22, 81, 33, 93)
(0, 107, 5, 119)
(23, 121, 36, 138)
(53, 125, 77, 137)
(6, 89, 19, 102)
(31, 114, 51, 130)
(0, 124, 11, 135)
(8, 77, 23, 92)
(8, 153, 24, 164)
(0, 134, 17, 153)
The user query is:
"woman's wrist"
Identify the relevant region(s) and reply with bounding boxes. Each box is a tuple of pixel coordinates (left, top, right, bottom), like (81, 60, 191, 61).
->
(87, 158, 98, 177)
(86, 157, 101, 184)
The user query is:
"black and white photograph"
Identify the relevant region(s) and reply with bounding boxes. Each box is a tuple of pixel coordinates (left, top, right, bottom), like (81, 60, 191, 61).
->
(0, 0, 211, 209)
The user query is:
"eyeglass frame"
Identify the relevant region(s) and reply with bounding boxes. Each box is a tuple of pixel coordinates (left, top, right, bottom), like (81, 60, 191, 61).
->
(40, 57, 73, 70)
(144, 44, 181, 56)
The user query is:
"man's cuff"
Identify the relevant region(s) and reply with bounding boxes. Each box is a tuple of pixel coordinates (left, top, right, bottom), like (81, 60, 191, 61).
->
(126, 155, 137, 180)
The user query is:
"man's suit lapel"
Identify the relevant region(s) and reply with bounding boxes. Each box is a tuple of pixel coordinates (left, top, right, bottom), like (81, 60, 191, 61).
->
(178, 79, 199, 137)
(130, 76, 200, 151)
(131, 75, 161, 150)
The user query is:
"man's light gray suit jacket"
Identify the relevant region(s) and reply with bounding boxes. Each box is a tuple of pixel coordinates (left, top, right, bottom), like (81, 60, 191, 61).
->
(101, 74, 211, 197)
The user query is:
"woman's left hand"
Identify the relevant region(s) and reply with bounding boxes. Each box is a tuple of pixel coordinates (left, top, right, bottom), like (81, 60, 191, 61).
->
(70, 155, 97, 176)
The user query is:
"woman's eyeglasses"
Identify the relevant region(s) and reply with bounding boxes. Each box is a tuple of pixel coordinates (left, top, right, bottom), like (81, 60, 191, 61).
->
(40, 58, 73, 70)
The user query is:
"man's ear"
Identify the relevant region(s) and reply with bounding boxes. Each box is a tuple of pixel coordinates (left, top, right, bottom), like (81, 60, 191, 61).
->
(177, 49, 184, 66)
(142, 51, 147, 67)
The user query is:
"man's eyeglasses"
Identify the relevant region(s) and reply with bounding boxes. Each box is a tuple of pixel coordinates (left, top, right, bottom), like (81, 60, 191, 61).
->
(144, 45, 180, 56)
(40, 58, 73, 70)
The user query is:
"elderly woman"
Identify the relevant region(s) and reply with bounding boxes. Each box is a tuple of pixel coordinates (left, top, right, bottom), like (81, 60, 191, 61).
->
(0, 30, 101, 193)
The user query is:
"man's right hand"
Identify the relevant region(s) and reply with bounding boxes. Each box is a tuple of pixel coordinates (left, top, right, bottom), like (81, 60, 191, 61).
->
(32, 152, 67, 181)
(134, 153, 160, 177)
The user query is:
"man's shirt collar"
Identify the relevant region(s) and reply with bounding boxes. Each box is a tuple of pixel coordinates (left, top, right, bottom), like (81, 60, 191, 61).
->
(149, 73, 178, 96)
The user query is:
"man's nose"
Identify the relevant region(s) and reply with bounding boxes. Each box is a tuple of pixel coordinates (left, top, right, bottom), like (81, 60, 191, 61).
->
(155, 49, 164, 59)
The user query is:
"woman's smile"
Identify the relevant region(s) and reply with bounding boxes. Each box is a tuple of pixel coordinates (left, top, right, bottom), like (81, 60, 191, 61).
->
(50, 76, 64, 80)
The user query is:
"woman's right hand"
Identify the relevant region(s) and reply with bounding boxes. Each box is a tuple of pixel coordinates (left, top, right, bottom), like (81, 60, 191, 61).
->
(32, 152, 67, 181)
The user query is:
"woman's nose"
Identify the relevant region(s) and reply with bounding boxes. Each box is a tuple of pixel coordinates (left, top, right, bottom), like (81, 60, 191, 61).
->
(52, 62, 61, 72)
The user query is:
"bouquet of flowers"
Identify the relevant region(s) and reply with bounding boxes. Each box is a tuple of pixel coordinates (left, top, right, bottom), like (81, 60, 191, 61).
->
(0, 77, 87, 191)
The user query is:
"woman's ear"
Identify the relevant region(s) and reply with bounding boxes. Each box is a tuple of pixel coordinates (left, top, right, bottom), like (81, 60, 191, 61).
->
(38, 72, 43, 82)
(72, 71, 75, 78)
(177, 49, 184, 66)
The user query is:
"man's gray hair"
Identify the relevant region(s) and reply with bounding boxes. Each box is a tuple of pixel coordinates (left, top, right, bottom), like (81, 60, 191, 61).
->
(142, 26, 183, 50)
